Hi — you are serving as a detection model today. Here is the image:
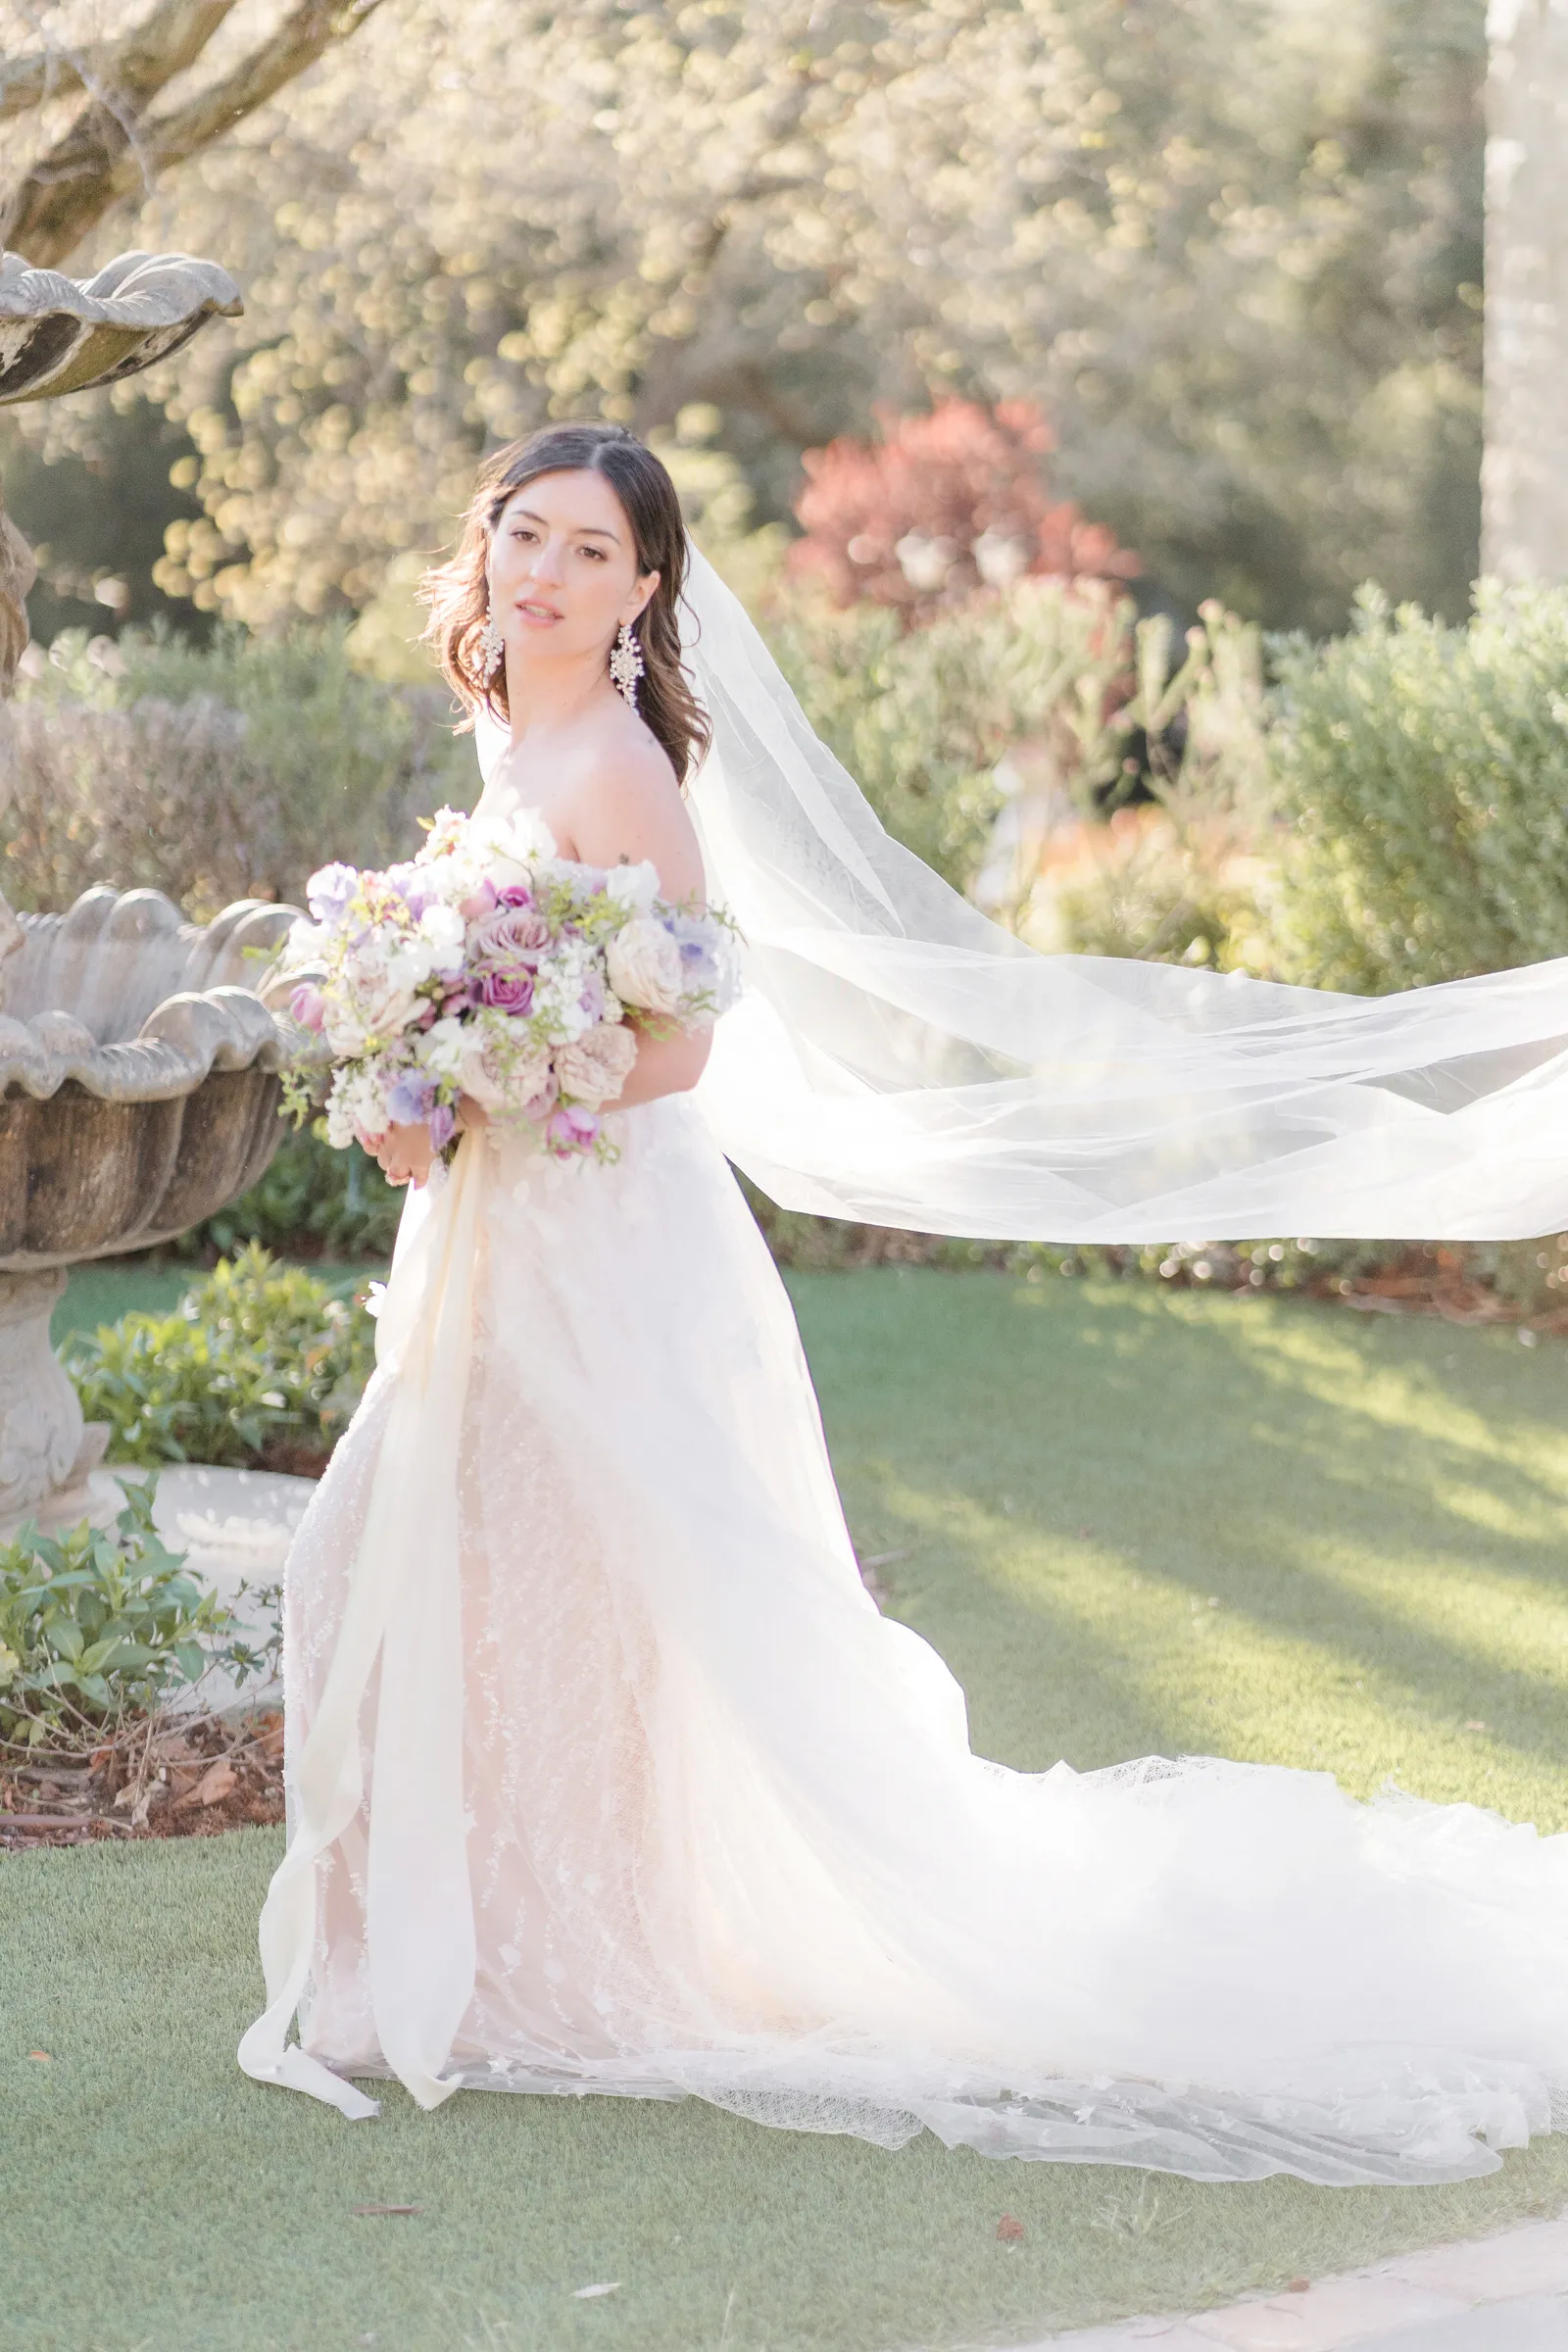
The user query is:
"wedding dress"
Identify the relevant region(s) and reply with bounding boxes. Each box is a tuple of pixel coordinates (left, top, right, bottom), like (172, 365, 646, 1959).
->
(240, 551, 1568, 2183)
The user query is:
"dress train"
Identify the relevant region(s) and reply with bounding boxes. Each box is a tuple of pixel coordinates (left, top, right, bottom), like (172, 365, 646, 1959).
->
(244, 1093, 1568, 2185)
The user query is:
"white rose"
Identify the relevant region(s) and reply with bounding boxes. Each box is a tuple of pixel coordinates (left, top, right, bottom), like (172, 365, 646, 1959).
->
(605, 858, 660, 915)
(606, 916, 684, 1015)
(556, 1019, 639, 1107)
(324, 970, 418, 1055)
(363, 972, 422, 1037)
(323, 1003, 368, 1057)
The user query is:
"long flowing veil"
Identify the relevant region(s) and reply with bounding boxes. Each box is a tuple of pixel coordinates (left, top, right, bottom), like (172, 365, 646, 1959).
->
(478, 545, 1568, 1244)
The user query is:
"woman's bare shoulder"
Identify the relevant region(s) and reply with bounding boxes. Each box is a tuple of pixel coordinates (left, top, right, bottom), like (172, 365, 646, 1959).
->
(567, 717, 703, 897)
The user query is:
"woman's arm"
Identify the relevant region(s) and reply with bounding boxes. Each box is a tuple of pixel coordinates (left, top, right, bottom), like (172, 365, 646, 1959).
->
(569, 742, 714, 1110)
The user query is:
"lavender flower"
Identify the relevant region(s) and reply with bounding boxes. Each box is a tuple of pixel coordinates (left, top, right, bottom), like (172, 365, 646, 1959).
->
(306, 862, 359, 924)
(384, 1068, 437, 1126)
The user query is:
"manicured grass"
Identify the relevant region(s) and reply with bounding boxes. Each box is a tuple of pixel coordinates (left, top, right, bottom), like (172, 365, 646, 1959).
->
(812, 1270, 1568, 1833)
(6, 1269, 1568, 2352)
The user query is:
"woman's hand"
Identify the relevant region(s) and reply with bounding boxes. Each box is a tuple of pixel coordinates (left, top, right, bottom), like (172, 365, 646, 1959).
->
(368, 1096, 487, 1190)
(370, 1121, 435, 1189)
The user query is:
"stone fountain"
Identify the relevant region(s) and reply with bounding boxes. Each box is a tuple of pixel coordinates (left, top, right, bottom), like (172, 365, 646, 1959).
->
(0, 249, 297, 1521)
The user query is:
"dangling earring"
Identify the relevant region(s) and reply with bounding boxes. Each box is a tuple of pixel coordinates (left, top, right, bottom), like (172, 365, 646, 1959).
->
(476, 611, 505, 683)
(609, 619, 644, 707)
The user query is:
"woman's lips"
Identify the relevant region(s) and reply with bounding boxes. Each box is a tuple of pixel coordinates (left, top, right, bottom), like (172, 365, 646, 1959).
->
(515, 598, 563, 625)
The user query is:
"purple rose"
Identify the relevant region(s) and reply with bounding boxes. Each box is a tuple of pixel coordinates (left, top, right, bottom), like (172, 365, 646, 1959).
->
(480, 966, 535, 1013)
(470, 904, 551, 968)
(289, 982, 325, 1033)
(496, 883, 534, 908)
(306, 861, 359, 924)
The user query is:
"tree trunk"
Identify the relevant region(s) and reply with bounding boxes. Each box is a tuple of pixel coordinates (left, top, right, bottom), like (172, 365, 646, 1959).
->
(1484, 0, 1568, 581)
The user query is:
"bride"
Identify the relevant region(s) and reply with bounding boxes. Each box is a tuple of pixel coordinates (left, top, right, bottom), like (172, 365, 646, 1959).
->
(240, 422, 1568, 2186)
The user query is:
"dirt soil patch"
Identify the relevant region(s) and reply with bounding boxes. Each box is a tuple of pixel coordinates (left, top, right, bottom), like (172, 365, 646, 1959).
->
(0, 1708, 284, 1849)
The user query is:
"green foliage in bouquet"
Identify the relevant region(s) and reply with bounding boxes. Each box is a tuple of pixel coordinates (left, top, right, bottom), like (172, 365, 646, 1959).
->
(0, 1481, 235, 1749)
(1268, 583, 1568, 991)
(65, 1246, 375, 1476)
(178, 1121, 403, 1262)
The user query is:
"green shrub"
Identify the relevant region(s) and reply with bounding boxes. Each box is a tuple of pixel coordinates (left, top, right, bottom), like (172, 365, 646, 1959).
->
(1268, 581, 1568, 990)
(178, 1120, 403, 1262)
(65, 1245, 375, 1475)
(763, 577, 1138, 895)
(0, 1481, 238, 1749)
(741, 1181, 1568, 1320)
(1, 620, 473, 919)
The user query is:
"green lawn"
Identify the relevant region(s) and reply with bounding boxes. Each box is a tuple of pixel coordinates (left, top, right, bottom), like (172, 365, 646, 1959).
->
(5, 1269, 1568, 2352)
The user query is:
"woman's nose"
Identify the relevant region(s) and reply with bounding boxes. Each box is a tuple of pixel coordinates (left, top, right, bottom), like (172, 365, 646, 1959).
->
(529, 537, 567, 584)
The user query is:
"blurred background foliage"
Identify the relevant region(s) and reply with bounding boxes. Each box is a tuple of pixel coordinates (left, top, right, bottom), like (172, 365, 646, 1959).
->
(9, 0, 1565, 1320)
(1, 0, 1484, 640)
(0, 620, 470, 917)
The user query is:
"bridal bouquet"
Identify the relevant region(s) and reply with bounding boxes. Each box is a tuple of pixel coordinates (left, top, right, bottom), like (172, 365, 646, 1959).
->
(282, 806, 742, 1163)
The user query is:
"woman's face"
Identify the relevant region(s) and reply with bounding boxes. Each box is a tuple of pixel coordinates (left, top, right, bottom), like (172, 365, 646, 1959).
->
(487, 468, 658, 669)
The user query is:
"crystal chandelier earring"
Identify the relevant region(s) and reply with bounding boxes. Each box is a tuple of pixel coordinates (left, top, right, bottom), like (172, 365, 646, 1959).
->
(476, 608, 505, 682)
(609, 619, 644, 707)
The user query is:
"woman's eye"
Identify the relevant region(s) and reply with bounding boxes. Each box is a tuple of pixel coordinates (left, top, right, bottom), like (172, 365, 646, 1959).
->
(581, 546, 606, 561)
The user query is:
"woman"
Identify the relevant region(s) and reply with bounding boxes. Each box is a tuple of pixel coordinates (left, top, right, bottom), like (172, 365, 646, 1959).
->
(241, 422, 1568, 2185)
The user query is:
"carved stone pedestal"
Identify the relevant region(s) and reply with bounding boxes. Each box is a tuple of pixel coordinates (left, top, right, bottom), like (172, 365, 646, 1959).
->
(0, 1268, 107, 1521)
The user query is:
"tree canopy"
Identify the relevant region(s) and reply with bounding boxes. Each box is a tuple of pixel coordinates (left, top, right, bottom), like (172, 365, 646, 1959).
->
(3, 0, 1486, 637)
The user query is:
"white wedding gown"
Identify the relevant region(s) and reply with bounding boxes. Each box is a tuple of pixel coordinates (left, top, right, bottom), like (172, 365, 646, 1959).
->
(255, 1057, 1568, 2185)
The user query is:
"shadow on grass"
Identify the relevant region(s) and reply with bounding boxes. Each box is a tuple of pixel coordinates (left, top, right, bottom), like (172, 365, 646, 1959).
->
(793, 1270, 1568, 1802)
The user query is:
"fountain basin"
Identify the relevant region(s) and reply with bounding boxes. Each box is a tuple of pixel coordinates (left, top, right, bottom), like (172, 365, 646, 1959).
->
(0, 884, 295, 1517)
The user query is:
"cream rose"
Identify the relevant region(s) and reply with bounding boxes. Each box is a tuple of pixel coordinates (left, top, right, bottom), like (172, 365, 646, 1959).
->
(459, 1033, 552, 1111)
(469, 904, 550, 965)
(556, 1019, 639, 1107)
(325, 971, 419, 1055)
(606, 916, 684, 1015)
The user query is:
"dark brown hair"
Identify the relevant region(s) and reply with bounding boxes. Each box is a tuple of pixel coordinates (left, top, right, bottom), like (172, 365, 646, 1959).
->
(419, 423, 710, 786)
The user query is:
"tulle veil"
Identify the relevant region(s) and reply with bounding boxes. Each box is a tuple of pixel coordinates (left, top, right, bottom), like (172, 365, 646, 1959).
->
(567, 546, 1568, 1247)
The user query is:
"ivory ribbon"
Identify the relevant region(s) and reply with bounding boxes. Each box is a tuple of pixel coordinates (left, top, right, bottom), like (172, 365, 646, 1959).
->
(238, 1137, 486, 2119)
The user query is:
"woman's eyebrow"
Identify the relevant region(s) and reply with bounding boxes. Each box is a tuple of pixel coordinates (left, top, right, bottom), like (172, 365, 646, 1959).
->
(512, 505, 620, 543)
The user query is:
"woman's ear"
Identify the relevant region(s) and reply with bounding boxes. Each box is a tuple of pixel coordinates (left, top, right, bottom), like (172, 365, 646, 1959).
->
(623, 568, 661, 626)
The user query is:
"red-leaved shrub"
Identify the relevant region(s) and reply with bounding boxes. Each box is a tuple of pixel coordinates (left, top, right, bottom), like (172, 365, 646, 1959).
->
(789, 399, 1139, 620)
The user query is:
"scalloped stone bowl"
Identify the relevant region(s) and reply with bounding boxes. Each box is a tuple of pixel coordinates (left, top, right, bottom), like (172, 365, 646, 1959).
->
(0, 885, 294, 1518)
